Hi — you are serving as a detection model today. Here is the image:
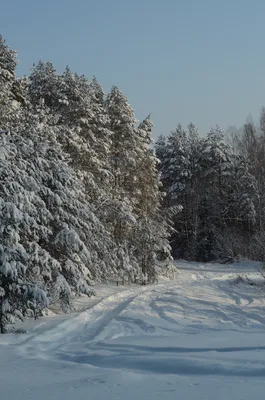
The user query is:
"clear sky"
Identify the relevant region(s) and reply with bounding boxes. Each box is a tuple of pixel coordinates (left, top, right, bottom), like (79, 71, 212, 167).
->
(2, 0, 265, 137)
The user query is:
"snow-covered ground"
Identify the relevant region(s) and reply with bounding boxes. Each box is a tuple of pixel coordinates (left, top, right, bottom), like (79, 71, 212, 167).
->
(2, 260, 265, 399)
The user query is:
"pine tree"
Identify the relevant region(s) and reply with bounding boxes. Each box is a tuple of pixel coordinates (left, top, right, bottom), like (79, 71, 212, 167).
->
(28, 61, 61, 109)
(132, 116, 172, 282)
(105, 87, 139, 248)
(0, 35, 20, 127)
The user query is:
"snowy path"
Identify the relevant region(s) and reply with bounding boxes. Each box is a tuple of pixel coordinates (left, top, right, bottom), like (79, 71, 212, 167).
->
(2, 261, 265, 399)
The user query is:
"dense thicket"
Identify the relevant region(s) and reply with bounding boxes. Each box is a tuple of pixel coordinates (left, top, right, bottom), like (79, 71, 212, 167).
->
(0, 37, 171, 331)
(155, 123, 259, 262)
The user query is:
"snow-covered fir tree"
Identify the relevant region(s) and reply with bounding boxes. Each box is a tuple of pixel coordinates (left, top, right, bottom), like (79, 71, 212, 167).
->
(0, 40, 49, 331)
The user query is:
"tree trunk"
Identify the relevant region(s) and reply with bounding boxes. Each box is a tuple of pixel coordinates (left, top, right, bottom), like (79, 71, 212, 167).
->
(0, 310, 4, 334)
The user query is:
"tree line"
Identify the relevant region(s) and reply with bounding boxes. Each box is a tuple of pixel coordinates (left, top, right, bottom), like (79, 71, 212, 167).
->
(0, 36, 172, 332)
(155, 118, 265, 263)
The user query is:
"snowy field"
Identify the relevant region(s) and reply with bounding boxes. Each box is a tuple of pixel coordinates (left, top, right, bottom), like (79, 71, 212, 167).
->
(2, 260, 265, 399)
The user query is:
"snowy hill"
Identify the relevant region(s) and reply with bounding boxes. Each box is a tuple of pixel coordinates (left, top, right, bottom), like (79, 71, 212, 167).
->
(1, 260, 265, 399)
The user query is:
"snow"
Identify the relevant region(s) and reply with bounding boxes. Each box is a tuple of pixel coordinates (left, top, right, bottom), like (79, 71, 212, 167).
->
(2, 261, 265, 399)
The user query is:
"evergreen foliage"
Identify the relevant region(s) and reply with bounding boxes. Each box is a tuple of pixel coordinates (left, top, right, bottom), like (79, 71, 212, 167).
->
(156, 124, 257, 261)
(0, 37, 171, 331)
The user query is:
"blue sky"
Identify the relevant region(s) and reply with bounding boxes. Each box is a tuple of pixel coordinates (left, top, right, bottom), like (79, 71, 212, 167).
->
(2, 0, 265, 137)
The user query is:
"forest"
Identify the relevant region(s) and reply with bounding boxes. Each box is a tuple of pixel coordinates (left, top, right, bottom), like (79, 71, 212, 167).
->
(0, 35, 264, 331)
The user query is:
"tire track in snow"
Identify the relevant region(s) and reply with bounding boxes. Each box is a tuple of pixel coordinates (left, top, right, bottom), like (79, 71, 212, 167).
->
(19, 283, 175, 357)
(17, 263, 265, 378)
